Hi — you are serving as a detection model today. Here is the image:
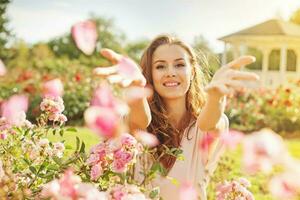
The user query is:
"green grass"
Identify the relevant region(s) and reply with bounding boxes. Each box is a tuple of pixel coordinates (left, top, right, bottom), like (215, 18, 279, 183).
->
(47, 127, 100, 155)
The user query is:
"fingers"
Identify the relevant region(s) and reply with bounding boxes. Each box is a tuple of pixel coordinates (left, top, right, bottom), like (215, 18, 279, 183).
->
(225, 56, 256, 70)
(93, 66, 118, 76)
(228, 70, 260, 81)
(100, 48, 123, 64)
(205, 82, 234, 96)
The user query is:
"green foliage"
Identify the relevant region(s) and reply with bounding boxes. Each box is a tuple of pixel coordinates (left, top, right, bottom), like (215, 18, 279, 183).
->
(290, 8, 300, 25)
(0, 0, 13, 59)
(226, 80, 300, 135)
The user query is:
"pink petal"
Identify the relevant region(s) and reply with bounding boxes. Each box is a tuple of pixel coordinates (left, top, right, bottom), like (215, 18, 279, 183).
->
(42, 78, 64, 98)
(0, 59, 6, 76)
(179, 182, 197, 200)
(134, 130, 159, 147)
(84, 106, 120, 139)
(1, 94, 29, 126)
(71, 20, 98, 55)
(91, 84, 116, 108)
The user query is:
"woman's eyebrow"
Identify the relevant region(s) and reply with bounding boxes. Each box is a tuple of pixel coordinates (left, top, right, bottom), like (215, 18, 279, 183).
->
(153, 60, 166, 64)
(174, 58, 184, 62)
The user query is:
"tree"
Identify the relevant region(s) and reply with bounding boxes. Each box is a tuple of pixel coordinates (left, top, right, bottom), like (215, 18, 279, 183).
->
(0, 0, 13, 60)
(192, 35, 220, 75)
(290, 8, 300, 25)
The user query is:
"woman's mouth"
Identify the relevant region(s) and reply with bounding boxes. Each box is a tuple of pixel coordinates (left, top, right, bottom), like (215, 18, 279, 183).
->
(163, 82, 180, 87)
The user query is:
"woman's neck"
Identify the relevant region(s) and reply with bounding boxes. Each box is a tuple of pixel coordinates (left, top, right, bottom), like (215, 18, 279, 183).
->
(164, 97, 188, 129)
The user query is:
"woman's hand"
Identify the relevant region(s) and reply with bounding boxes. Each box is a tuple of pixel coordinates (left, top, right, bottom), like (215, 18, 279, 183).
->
(94, 49, 152, 130)
(94, 48, 146, 88)
(205, 56, 259, 100)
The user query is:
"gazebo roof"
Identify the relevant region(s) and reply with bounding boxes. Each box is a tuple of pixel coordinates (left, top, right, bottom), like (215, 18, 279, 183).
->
(219, 19, 300, 41)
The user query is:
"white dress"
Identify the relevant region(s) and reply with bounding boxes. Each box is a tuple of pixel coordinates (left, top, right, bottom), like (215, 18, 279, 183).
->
(135, 114, 229, 200)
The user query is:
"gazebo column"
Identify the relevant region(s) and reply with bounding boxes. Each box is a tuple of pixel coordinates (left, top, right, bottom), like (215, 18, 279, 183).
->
(232, 44, 239, 59)
(222, 43, 228, 66)
(239, 44, 247, 70)
(280, 45, 287, 85)
(262, 48, 271, 86)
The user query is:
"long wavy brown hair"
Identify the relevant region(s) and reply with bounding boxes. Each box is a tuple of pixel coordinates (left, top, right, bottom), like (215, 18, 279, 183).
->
(140, 34, 210, 173)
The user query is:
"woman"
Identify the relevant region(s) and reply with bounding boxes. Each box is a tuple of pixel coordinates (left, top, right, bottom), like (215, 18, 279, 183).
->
(97, 34, 258, 200)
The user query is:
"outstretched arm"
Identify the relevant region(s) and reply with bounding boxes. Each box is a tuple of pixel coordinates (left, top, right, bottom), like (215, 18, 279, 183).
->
(197, 56, 259, 132)
(94, 49, 152, 131)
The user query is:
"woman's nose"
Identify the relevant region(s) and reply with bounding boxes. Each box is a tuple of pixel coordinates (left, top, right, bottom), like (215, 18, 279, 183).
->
(166, 67, 176, 77)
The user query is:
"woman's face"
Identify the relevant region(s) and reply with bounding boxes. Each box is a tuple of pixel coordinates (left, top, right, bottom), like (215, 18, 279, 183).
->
(151, 44, 193, 100)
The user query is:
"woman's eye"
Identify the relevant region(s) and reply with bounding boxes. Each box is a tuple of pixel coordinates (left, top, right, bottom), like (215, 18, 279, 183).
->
(156, 65, 165, 69)
(176, 63, 185, 67)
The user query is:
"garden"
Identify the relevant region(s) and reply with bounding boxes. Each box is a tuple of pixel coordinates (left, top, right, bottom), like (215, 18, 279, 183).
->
(1, 1, 300, 199)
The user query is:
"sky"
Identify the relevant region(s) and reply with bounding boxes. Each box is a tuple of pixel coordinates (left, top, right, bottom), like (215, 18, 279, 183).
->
(6, 0, 300, 52)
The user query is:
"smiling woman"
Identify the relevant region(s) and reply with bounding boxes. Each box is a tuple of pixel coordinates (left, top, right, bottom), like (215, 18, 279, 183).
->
(96, 34, 258, 200)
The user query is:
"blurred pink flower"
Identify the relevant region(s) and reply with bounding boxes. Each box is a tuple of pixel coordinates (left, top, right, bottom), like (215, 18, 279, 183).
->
(221, 129, 244, 150)
(41, 169, 107, 200)
(1, 94, 29, 126)
(91, 84, 117, 108)
(76, 183, 107, 200)
(58, 169, 80, 198)
(0, 133, 7, 140)
(216, 178, 254, 200)
(269, 172, 300, 200)
(84, 106, 120, 139)
(179, 182, 197, 200)
(0, 59, 6, 76)
(198, 132, 217, 164)
(71, 20, 97, 55)
(42, 78, 64, 98)
(242, 129, 289, 174)
(134, 130, 159, 147)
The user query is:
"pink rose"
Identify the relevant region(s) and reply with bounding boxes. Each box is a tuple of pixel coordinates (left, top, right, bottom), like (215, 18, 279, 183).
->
(91, 164, 103, 181)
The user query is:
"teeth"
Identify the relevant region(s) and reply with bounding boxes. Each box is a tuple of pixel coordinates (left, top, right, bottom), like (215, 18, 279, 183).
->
(164, 82, 179, 87)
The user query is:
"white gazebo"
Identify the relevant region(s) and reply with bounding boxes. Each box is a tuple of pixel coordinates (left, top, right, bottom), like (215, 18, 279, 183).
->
(219, 19, 300, 88)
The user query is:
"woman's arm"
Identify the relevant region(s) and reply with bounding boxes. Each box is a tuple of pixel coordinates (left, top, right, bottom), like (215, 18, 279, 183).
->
(96, 49, 152, 131)
(197, 56, 259, 132)
(128, 97, 152, 131)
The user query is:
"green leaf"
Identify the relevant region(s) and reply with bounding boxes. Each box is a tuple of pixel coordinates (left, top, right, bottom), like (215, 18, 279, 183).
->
(76, 136, 80, 151)
(65, 144, 73, 150)
(59, 129, 64, 137)
(52, 157, 62, 165)
(79, 142, 86, 153)
(29, 166, 37, 174)
(66, 127, 77, 132)
(149, 187, 160, 198)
